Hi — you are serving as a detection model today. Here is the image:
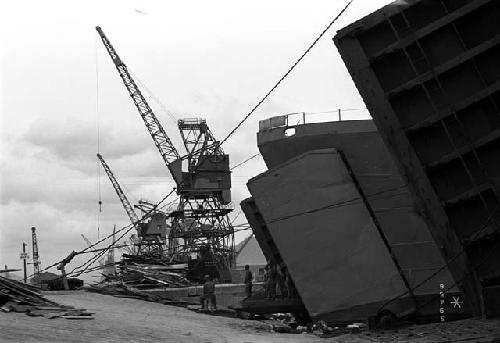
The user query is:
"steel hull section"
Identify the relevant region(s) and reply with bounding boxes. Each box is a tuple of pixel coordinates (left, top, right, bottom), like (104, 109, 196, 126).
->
(257, 121, 458, 299)
(247, 148, 410, 322)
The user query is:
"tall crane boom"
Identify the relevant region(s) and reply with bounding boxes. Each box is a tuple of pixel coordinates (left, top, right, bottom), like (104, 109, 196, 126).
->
(97, 153, 140, 226)
(95, 26, 181, 184)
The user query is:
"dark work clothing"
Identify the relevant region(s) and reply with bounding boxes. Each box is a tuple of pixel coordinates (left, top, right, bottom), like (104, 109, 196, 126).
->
(245, 283, 252, 298)
(267, 265, 278, 299)
(203, 281, 215, 295)
(201, 280, 216, 310)
(244, 270, 253, 297)
(278, 272, 287, 297)
(200, 293, 216, 309)
(244, 270, 253, 284)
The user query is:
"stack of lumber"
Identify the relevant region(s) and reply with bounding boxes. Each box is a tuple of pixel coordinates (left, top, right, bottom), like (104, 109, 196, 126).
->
(108, 254, 191, 289)
(122, 263, 190, 288)
(0, 276, 93, 319)
(87, 254, 192, 307)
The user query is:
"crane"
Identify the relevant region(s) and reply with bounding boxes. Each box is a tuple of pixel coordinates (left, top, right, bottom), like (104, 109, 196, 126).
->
(95, 27, 231, 203)
(97, 153, 168, 254)
(31, 227, 41, 278)
(81, 234, 106, 267)
(96, 27, 235, 278)
(97, 153, 140, 226)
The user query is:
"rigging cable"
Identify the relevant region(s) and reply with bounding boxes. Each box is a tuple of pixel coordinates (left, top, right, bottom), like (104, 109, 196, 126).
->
(129, 68, 178, 126)
(217, 0, 354, 148)
(230, 152, 261, 171)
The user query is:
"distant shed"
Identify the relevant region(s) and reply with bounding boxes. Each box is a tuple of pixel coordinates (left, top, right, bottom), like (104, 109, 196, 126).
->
(231, 234, 267, 283)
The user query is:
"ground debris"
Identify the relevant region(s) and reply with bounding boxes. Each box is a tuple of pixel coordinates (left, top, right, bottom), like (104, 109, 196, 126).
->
(0, 276, 94, 319)
(100, 254, 190, 288)
(86, 254, 192, 306)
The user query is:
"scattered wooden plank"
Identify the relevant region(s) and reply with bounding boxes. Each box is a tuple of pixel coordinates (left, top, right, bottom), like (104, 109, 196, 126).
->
(35, 306, 81, 311)
(61, 315, 95, 320)
(0, 276, 94, 320)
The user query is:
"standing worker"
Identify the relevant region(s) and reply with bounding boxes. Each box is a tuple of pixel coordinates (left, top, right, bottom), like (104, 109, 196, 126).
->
(200, 274, 217, 312)
(244, 264, 253, 298)
(277, 263, 288, 298)
(267, 262, 278, 300)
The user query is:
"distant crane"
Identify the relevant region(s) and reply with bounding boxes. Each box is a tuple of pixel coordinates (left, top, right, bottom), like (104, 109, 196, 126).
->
(97, 153, 167, 254)
(31, 227, 41, 278)
(81, 232, 117, 277)
(97, 153, 140, 227)
(97, 153, 142, 255)
(96, 27, 235, 279)
(81, 234, 106, 267)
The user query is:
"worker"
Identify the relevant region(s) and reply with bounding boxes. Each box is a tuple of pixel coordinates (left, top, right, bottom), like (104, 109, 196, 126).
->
(263, 264, 269, 297)
(277, 263, 288, 298)
(200, 274, 217, 311)
(244, 264, 253, 298)
(266, 262, 278, 300)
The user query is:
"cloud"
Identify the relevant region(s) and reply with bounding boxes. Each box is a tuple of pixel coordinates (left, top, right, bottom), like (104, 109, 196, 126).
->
(24, 117, 153, 171)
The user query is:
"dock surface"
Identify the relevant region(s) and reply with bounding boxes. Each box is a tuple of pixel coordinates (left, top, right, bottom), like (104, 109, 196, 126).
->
(0, 291, 322, 343)
(1, 290, 499, 342)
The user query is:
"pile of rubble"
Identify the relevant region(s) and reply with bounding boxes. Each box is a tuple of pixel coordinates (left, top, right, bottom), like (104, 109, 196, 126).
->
(0, 276, 93, 319)
(269, 316, 368, 337)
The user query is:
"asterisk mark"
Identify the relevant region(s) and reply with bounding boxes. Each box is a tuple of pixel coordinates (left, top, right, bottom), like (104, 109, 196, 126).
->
(450, 296, 463, 309)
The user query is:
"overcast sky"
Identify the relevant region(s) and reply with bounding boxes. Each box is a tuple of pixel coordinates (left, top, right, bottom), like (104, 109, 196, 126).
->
(0, 0, 393, 280)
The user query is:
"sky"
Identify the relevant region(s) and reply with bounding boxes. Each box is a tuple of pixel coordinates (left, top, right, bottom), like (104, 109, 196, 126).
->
(0, 0, 393, 281)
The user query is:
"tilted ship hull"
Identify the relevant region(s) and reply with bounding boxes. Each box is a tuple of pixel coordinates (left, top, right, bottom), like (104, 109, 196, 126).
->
(241, 119, 465, 324)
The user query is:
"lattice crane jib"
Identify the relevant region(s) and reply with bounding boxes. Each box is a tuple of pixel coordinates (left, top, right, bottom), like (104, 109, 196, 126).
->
(97, 153, 140, 226)
(95, 27, 182, 185)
